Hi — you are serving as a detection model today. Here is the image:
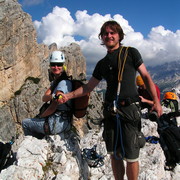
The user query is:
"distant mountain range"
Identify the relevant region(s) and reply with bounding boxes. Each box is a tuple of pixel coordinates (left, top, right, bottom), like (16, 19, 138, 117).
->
(147, 60, 180, 96)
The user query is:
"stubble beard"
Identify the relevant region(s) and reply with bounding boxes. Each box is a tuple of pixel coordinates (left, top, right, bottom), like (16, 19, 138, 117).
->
(106, 41, 119, 51)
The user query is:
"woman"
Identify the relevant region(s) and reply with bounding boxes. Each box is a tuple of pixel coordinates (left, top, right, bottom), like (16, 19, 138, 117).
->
(22, 51, 72, 138)
(136, 75, 161, 110)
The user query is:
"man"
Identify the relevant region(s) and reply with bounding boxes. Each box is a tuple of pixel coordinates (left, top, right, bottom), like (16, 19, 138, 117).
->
(136, 75, 161, 111)
(59, 21, 162, 180)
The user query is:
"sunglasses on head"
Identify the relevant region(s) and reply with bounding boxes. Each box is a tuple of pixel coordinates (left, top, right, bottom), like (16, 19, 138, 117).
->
(50, 63, 64, 67)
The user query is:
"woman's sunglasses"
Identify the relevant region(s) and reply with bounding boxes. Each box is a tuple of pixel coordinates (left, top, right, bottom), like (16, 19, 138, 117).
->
(50, 63, 64, 67)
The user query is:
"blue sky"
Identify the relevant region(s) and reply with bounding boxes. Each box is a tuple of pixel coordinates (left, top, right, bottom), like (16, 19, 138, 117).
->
(18, 0, 180, 37)
(18, 0, 180, 74)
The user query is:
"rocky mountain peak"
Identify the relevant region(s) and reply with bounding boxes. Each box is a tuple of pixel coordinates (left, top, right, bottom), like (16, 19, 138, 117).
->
(0, 1, 179, 180)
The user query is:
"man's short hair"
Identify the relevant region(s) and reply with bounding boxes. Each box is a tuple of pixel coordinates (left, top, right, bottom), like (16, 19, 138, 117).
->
(98, 20, 124, 44)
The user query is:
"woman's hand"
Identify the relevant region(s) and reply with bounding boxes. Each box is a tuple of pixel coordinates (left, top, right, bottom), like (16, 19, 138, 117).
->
(42, 88, 53, 102)
(54, 92, 68, 104)
(139, 96, 146, 103)
(139, 96, 154, 107)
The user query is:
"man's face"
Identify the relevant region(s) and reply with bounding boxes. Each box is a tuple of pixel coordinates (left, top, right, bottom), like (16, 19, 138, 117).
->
(102, 26, 120, 50)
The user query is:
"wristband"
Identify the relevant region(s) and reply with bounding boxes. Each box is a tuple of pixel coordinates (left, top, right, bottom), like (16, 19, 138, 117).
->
(52, 94, 56, 99)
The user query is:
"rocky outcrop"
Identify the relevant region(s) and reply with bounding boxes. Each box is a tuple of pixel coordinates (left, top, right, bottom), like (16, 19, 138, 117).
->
(0, 1, 180, 180)
(0, 117, 179, 180)
(0, 0, 87, 141)
(0, 0, 48, 102)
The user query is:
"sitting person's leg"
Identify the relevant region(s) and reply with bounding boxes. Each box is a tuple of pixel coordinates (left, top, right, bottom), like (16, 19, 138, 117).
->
(22, 118, 45, 137)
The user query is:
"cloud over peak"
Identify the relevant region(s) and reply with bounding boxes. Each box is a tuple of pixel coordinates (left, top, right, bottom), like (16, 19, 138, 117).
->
(33, 6, 180, 74)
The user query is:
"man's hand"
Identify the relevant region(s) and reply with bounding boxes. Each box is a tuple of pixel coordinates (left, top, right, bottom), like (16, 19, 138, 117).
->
(56, 92, 69, 104)
(151, 101, 163, 117)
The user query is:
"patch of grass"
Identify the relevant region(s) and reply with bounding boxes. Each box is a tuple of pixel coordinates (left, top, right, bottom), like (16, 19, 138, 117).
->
(26, 77, 40, 84)
(42, 160, 53, 172)
(42, 159, 58, 176)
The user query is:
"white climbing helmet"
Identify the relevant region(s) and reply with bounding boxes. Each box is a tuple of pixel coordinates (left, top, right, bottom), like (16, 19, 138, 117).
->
(49, 51, 65, 63)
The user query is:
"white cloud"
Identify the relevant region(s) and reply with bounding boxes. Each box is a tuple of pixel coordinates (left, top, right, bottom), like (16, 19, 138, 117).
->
(33, 7, 180, 75)
(123, 26, 180, 66)
(34, 6, 75, 46)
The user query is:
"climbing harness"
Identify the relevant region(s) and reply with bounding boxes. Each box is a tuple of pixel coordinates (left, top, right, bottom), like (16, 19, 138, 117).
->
(82, 145, 105, 168)
(0, 137, 15, 172)
(145, 136, 159, 144)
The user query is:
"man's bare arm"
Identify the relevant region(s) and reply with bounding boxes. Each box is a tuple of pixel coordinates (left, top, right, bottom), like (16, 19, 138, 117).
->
(61, 76, 100, 102)
(138, 63, 163, 116)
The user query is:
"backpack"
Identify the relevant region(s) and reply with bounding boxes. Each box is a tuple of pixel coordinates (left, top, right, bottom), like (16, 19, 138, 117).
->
(37, 79, 90, 119)
(43, 71, 90, 119)
(157, 112, 180, 170)
(161, 99, 179, 126)
(0, 138, 15, 172)
(160, 126, 180, 168)
(161, 99, 179, 112)
(71, 80, 90, 118)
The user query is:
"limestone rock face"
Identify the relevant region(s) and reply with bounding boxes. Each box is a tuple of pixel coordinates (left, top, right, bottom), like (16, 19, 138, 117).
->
(0, 121, 179, 180)
(0, 0, 87, 141)
(0, 0, 49, 102)
(0, 1, 180, 180)
(62, 43, 86, 80)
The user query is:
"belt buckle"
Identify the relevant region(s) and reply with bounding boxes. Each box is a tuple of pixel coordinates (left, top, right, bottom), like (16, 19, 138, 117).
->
(119, 101, 126, 106)
(119, 99, 131, 106)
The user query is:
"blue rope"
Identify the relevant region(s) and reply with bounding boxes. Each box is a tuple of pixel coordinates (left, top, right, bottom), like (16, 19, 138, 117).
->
(113, 99, 125, 160)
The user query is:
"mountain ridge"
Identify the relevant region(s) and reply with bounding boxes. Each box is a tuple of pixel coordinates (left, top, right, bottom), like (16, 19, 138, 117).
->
(147, 60, 180, 96)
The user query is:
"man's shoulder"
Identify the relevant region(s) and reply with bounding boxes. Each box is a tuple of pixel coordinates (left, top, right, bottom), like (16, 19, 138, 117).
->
(96, 54, 108, 64)
(121, 46, 141, 60)
(125, 46, 139, 53)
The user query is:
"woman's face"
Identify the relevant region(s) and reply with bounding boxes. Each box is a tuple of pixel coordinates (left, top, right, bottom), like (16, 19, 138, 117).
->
(50, 63, 64, 76)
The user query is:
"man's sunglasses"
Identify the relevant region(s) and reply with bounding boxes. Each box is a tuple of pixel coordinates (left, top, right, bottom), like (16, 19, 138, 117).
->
(50, 63, 64, 67)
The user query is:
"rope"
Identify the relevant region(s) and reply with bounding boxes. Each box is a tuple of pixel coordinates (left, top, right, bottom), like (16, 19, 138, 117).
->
(113, 46, 129, 160)
(117, 47, 129, 95)
(114, 113, 125, 160)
